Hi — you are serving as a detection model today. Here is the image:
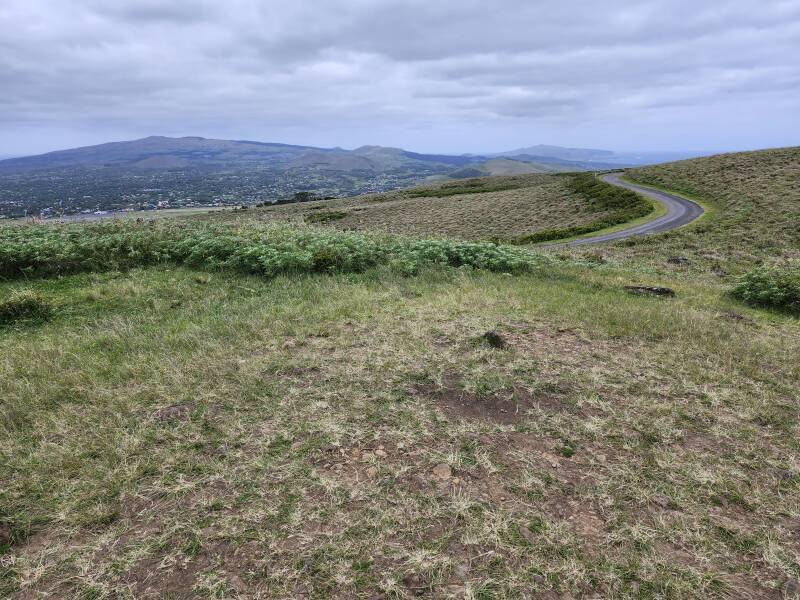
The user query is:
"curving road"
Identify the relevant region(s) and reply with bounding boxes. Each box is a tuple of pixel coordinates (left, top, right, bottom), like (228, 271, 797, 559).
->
(562, 173, 704, 246)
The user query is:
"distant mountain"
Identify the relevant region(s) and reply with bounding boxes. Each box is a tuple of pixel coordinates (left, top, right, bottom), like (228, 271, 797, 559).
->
(492, 144, 703, 166)
(0, 136, 480, 175)
(492, 144, 615, 162)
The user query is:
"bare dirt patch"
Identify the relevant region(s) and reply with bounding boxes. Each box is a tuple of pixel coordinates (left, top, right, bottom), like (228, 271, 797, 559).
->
(414, 373, 544, 424)
(151, 402, 193, 422)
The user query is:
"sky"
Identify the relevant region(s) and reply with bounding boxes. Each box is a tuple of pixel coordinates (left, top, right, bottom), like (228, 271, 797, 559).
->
(1, 0, 799, 157)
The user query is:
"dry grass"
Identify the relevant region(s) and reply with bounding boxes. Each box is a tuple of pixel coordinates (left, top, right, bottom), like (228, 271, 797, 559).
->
(602, 146, 800, 273)
(206, 174, 620, 242)
(2, 265, 799, 598)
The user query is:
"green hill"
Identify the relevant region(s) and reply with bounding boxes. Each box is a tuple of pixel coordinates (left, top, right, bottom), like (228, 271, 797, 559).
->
(615, 146, 800, 270)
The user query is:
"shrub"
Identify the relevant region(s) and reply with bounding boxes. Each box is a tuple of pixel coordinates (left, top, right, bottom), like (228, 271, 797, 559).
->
(0, 289, 53, 326)
(731, 263, 800, 313)
(0, 221, 551, 280)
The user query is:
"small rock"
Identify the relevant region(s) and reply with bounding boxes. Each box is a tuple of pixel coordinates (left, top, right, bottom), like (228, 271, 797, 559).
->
(432, 463, 452, 480)
(375, 448, 387, 458)
(667, 256, 691, 266)
(402, 573, 426, 595)
(519, 524, 537, 544)
(366, 467, 379, 478)
(782, 577, 799, 598)
(228, 574, 247, 593)
(651, 493, 671, 509)
(624, 285, 676, 297)
(444, 584, 466, 596)
(151, 403, 192, 422)
(482, 330, 507, 349)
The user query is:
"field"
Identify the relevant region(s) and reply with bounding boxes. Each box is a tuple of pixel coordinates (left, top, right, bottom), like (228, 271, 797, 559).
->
(2, 149, 800, 599)
(205, 174, 641, 243)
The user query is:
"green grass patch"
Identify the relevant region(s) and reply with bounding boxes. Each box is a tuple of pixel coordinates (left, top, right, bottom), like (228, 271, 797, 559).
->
(0, 289, 53, 326)
(731, 262, 800, 314)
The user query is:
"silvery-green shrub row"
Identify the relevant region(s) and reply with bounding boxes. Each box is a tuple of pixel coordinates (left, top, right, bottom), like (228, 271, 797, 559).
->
(0, 221, 550, 279)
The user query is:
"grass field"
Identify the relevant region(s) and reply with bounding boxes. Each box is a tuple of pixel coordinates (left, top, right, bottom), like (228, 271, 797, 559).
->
(206, 174, 632, 243)
(2, 149, 799, 599)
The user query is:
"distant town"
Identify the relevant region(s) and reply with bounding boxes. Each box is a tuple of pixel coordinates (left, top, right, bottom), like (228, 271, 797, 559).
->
(0, 165, 437, 219)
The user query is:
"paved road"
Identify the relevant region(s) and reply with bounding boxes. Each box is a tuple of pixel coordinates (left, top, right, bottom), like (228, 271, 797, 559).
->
(563, 173, 704, 246)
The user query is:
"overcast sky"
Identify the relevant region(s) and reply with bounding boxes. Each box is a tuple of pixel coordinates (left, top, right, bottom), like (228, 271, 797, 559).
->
(1, 0, 798, 156)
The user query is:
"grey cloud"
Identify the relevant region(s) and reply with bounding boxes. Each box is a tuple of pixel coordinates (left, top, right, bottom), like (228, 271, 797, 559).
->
(0, 0, 798, 155)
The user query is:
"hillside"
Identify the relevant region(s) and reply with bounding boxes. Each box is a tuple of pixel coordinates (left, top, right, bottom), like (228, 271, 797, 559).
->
(205, 173, 642, 242)
(604, 147, 800, 271)
(2, 147, 800, 598)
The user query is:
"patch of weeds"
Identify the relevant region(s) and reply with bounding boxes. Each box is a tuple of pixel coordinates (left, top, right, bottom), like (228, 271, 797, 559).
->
(183, 532, 202, 558)
(0, 289, 53, 326)
(304, 210, 349, 224)
(731, 262, 800, 314)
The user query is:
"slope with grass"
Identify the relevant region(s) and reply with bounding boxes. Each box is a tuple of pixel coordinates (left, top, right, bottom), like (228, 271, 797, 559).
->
(608, 147, 800, 271)
(208, 173, 650, 244)
(2, 147, 800, 599)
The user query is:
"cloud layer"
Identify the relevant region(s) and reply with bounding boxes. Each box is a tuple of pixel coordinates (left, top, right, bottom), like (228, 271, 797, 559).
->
(1, 0, 799, 154)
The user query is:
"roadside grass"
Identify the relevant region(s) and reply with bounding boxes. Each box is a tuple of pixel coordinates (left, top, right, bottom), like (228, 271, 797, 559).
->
(612, 146, 800, 273)
(2, 263, 799, 598)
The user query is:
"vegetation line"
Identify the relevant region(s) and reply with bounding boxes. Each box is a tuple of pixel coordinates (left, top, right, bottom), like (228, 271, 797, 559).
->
(0, 221, 551, 281)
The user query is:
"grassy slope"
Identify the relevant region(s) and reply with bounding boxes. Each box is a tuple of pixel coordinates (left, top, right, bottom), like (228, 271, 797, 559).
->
(2, 149, 800, 599)
(209, 174, 622, 242)
(606, 147, 800, 272)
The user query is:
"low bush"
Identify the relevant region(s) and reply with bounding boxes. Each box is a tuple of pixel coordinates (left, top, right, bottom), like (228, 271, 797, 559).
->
(0, 289, 53, 326)
(0, 221, 551, 280)
(731, 263, 800, 313)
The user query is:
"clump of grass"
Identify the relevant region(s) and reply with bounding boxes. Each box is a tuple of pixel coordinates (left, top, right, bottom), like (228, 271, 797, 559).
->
(731, 263, 800, 313)
(0, 221, 552, 280)
(304, 210, 348, 224)
(0, 289, 53, 326)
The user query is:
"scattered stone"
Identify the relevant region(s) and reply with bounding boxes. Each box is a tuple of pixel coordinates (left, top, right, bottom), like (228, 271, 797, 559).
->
(541, 452, 561, 469)
(228, 574, 247, 594)
(719, 311, 755, 325)
(375, 448, 387, 458)
(402, 573, 427, 595)
(432, 463, 452, 480)
(624, 285, 676, 297)
(0, 521, 12, 547)
(651, 493, 671, 509)
(444, 584, 466, 596)
(151, 403, 192, 422)
(667, 256, 691, 266)
(366, 467, 379, 478)
(519, 524, 537, 544)
(782, 577, 799, 599)
(481, 330, 507, 349)
(712, 264, 728, 277)
(454, 563, 470, 577)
